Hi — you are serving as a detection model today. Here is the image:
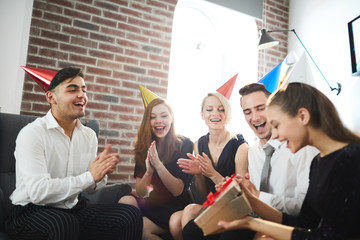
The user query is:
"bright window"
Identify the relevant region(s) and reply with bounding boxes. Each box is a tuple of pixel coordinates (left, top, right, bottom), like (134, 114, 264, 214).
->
(168, 0, 259, 144)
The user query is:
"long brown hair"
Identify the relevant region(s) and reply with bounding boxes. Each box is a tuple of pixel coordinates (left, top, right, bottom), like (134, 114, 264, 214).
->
(267, 82, 360, 143)
(134, 98, 181, 166)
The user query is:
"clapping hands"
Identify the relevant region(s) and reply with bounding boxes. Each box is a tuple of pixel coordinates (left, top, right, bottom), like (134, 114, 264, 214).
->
(177, 152, 216, 178)
(89, 144, 120, 183)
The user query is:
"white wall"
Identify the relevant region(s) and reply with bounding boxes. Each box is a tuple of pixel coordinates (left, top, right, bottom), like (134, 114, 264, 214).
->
(0, 0, 34, 114)
(288, 0, 360, 133)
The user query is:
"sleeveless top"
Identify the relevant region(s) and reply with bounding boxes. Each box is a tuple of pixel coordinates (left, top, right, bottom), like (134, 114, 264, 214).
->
(197, 133, 246, 193)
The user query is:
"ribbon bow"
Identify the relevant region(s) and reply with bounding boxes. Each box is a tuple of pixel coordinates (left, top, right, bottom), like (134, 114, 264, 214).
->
(203, 174, 236, 207)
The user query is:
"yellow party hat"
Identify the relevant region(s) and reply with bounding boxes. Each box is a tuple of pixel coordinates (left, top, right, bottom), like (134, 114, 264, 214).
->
(139, 84, 160, 108)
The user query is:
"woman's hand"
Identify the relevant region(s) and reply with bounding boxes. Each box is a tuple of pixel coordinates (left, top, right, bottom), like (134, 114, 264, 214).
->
(218, 216, 252, 231)
(145, 154, 154, 175)
(177, 153, 201, 175)
(198, 153, 216, 178)
(148, 140, 162, 170)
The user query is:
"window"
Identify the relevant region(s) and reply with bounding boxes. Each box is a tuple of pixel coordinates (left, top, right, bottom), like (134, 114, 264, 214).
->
(168, 0, 258, 143)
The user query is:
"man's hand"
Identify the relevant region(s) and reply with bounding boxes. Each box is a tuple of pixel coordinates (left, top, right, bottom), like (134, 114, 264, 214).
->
(238, 173, 260, 197)
(89, 144, 120, 183)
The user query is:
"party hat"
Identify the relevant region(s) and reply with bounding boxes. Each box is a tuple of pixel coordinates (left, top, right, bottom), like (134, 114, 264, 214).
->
(21, 66, 57, 91)
(258, 61, 283, 93)
(216, 73, 238, 99)
(139, 84, 160, 108)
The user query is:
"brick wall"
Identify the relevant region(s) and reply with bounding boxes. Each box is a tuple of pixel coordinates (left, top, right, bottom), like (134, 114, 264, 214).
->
(21, 0, 289, 187)
(256, 0, 289, 79)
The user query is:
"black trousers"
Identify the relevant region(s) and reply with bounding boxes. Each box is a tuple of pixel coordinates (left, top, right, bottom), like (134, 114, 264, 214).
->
(6, 201, 143, 240)
(182, 220, 255, 240)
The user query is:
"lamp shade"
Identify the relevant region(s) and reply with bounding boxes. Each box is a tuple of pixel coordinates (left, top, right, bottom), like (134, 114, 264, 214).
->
(258, 29, 279, 50)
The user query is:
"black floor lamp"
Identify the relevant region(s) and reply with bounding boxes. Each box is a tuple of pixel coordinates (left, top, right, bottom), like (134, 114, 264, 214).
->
(258, 29, 341, 95)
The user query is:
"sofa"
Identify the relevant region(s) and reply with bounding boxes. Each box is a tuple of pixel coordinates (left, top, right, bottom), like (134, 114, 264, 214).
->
(0, 112, 132, 239)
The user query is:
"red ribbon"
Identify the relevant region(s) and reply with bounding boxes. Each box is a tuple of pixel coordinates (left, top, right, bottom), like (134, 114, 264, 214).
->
(203, 174, 236, 207)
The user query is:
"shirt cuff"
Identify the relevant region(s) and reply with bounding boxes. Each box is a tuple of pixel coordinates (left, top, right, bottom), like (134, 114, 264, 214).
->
(259, 191, 273, 206)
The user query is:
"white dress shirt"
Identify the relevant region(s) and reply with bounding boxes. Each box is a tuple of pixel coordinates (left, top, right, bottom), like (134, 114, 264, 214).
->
(248, 139, 319, 215)
(10, 110, 106, 209)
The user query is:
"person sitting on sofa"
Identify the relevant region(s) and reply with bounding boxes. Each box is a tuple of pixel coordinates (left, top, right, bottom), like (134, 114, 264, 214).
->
(5, 67, 143, 240)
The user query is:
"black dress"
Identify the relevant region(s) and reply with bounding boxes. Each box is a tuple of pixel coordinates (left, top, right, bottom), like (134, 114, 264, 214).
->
(198, 133, 246, 193)
(282, 142, 360, 239)
(133, 136, 193, 230)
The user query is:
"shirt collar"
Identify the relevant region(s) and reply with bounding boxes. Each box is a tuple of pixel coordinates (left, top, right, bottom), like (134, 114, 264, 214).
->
(44, 110, 82, 131)
(259, 138, 282, 150)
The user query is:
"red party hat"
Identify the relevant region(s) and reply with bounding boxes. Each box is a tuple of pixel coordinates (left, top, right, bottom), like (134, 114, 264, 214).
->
(216, 73, 238, 99)
(21, 66, 57, 91)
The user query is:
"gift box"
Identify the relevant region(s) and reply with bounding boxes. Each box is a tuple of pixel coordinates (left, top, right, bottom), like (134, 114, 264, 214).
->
(194, 176, 252, 236)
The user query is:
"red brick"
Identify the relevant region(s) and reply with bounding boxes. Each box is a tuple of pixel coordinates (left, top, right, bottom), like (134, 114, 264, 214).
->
(34, 1, 63, 14)
(93, 112, 117, 120)
(120, 7, 142, 18)
(60, 43, 87, 55)
(43, 12, 72, 25)
(23, 92, 47, 102)
(29, 37, 58, 49)
(32, 103, 51, 112)
(64, 8, 91, 21)
(149, 54, 169, 63)
(154, 9, 173, 19)
(39, 49, 68, 60)
(125, 49, 147, 59)
(127, 33, 149, 44)
(75, 2, 101, 15)
(97, 59, 121, 69)
(27, 55, 57, 66)
(148, 0, 168, 9)
(101, 27, 125, 38)
(99, 43, 123, 54)
(117, 39, 139, 49)
(62, 26, 89, 38)
(131, 3, 152, 13)
(89, 49, 114, 60)
(110, 104, 135, 113)
(128, 17, 151, 29)
(113, 71, 136, 81)
(140, 60, 161, 69)
(150, 38, 171, 48)
(148, 69, 168, 78)
(142, 29, 163, 39)
(96, 76, 120, 86)
(92, 16, 117, 28)
(69, 54, 97, 65)
(70, 37, 98, 48)
(86, 102, 109, 110)
(86, 67, 112, 76)
(103, 11, 127, 22)
(152, 24, 172, 33)
(31, 18, 61, 31)
(111, 88, 135, 98)
(117, 23, 141, 34)
(115, 56, 139, 65)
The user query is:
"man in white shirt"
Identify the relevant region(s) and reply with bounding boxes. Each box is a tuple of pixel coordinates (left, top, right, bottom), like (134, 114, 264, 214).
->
(6, 67, 143, 240)
(239, 83, 318, 216)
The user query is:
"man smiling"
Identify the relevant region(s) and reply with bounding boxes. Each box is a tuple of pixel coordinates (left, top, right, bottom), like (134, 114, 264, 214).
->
(6, 67, 143, 240)
(239, 83, 318, 215)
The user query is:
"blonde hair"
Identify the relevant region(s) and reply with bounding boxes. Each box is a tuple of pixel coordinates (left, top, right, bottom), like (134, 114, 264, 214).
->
(201, 92, 232, 125)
